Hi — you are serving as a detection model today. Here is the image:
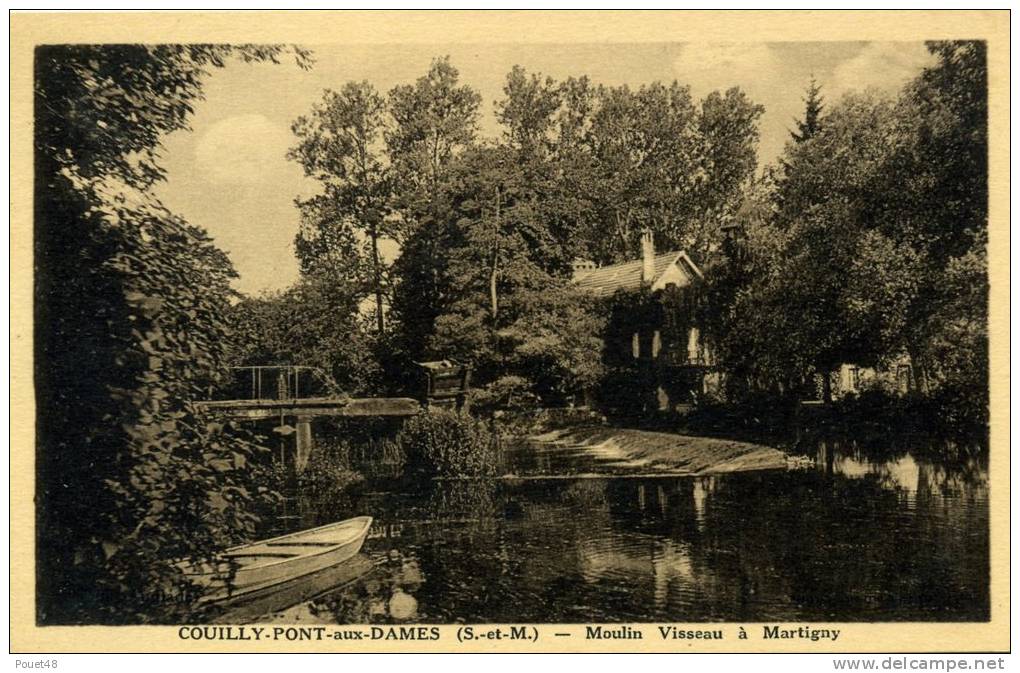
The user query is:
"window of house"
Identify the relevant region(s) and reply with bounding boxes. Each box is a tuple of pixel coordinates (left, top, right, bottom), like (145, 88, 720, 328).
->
(632, 332, 640, 359)
(848, 366, 860, 391)
(687, 327, 700, 363)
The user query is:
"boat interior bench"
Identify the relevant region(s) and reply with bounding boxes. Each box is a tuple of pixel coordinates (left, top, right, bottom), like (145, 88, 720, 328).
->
(222, 540, 348, 559)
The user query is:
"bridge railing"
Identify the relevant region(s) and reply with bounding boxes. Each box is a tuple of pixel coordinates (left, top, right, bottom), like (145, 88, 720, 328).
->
(218, 366, 339, 402)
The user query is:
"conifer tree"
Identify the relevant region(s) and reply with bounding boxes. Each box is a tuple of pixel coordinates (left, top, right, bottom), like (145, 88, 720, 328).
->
(790, 77, 825, 143)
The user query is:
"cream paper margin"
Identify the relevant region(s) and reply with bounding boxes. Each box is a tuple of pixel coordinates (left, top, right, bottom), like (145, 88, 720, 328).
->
(9, 9, 1010, 654)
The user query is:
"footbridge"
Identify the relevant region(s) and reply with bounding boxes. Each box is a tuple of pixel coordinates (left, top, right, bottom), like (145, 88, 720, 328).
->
(195, 366, 420, 471)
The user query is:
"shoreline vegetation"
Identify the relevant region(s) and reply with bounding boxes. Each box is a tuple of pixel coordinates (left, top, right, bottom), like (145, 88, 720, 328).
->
(325, 398, 989, 489)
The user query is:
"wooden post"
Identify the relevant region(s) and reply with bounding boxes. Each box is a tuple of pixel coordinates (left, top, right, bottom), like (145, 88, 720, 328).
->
(295, 415, 313, 473)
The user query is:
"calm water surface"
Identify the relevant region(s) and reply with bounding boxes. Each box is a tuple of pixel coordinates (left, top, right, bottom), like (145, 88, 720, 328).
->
(250, 435, 989, 624)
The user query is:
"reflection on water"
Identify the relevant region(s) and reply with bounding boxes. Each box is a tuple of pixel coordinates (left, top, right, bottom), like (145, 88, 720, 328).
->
(251, 436, 988, 624)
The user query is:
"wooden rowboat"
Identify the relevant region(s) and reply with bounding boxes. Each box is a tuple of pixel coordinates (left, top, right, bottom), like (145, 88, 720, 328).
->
(180, 516, 372, 602)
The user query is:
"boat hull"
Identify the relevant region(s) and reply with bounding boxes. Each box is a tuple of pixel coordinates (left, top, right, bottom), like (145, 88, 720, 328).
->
(181, 516, 372, 602)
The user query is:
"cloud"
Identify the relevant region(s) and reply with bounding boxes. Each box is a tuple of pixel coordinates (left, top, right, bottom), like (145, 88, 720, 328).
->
(160, 112, 306, 295)
(671, 42, 937, 169)
(672, 43, 786, 101)
(194, 113, 294, 185)
(830, 42, 935, 96)
(672, 43, 803, 168)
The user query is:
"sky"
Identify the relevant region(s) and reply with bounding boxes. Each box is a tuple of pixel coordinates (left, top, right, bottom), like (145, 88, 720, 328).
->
(155, 42, 935, 296)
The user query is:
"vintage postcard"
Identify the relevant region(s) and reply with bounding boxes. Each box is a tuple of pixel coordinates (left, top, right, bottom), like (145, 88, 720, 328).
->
(10, 9, 1010, 654)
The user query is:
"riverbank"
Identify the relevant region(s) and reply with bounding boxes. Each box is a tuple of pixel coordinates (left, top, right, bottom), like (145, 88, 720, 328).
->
(529, 426, 788, 475)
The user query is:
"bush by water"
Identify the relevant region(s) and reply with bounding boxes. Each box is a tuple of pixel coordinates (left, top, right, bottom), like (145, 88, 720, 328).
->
(398, 409, 497, 477)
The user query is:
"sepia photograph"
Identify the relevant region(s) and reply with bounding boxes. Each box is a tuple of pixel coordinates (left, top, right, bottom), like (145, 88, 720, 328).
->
(10, 9, 1009, 655)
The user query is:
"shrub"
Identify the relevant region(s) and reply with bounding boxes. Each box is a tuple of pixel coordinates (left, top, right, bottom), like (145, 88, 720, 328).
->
(921, 382, 989, 439)
(397, 409, 496, 477)
(675, 390, 801, 444)
(596, 365, 656, 420)
(468, 375, 540, 417)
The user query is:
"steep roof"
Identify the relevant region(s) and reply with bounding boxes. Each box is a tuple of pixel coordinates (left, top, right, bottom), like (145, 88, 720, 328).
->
(572, 251, 703, 298)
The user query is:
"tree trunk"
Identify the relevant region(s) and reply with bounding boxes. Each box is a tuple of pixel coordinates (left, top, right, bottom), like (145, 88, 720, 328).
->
(904, 345, 929, 395)
(490, 188, 501, 325)
(369, 225, 385, 335)
(615, 209, 630, 260)
(822, 369, 833, 405)
(918, 364, 930, 395)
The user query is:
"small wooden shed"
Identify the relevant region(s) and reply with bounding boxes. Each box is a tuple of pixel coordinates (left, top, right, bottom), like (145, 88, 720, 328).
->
(415, 360, 472, 411)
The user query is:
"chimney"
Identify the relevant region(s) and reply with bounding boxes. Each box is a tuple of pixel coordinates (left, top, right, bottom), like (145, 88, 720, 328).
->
(641, 228, 655, 284)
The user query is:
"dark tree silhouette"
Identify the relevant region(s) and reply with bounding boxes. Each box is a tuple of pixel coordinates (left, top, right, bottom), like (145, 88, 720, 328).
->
(790, 77, 825, 143)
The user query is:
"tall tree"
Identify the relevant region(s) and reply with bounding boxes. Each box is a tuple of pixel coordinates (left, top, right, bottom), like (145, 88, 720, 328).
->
(432, 146, 550, 337)
(290, 81, 391, 334)
(34, 44, 310, 623)
(790, 77, 825, 143)
(386, 58, 482, 379)
(585, 81, 699, 262)
(783, 92, 917, 400)
(386, 56, 482, 213)
(496, 65, 561, 160)
(429, 148, 603, 405)
(714, 41, 988, 415)
(547, 75, 601, 262)
(892, 41, 988, 395)
(550, 81, 763, 265)
(695, 87, 768, 249)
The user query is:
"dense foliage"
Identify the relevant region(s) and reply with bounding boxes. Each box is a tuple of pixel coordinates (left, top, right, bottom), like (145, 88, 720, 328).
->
(270, 44, 987, 430)
(397, 409, 497, 477)
(274, 57, 764, 405)
(289, 81, 393, 335)
(225, 276, 382, 396)
(34, 44, 310, 623)
(705, 42, 988, 421)
(297, 439, 366, 505)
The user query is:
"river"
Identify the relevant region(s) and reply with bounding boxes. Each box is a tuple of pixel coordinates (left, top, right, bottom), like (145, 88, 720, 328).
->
(230, 433, 989, 624)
